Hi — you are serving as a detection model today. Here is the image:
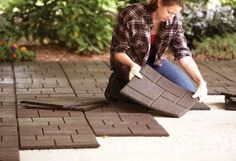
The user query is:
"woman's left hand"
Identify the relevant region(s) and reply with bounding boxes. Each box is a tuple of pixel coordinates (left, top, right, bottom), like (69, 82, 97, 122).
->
(192, 81, 208, 102)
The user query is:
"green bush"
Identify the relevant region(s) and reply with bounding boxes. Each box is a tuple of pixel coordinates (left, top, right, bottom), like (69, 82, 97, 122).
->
(0, 14, 17, 40)
(5, 0, 119, 54)
(0, 13, 36, 62)
(221, 0, 236, 9)
(192, 33, 236, 59)
(2, 0, 235, 59)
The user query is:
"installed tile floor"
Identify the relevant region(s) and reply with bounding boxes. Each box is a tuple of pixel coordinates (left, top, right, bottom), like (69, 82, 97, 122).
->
(0, 60, 236, 161)
(20, 96, 236, 161)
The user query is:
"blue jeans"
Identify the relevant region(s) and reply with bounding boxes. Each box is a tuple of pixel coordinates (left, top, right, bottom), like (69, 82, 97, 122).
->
(148, 59, 196, 93)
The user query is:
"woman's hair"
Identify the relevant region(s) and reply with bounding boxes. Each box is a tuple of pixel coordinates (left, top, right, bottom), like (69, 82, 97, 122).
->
(147, 0, 184, 11)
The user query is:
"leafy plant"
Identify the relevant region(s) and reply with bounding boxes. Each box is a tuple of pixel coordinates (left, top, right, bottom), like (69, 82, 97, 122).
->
(5, 0, 120, 54)
(192, 33, 236, 59)
(183, 2, 236, 49)
(0, 14, 17, 39)
(0, 39, 36, 61)
(221, 0, 236, 9)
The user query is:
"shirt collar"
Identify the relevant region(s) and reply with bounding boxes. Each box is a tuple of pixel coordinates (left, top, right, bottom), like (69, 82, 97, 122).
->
(145, 4, 171, 29)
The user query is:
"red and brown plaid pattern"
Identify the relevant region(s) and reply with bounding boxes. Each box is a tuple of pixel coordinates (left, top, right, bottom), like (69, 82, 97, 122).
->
(110, 3, 191, 81)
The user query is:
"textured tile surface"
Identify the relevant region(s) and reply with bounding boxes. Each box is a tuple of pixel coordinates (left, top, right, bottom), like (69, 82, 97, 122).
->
(14, 62, 100, 149)
(87, 112, 169, 136)
(222, 92, 236, 110)
(20, 97, 109, 111)
(120, 65, 198, 117)
(0, 60, 235, 153)
(0, 63, 20, 161)
(191, 102, 211, 110)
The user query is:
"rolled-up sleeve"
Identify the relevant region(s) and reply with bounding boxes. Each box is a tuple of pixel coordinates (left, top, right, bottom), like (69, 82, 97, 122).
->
(110, 12, 130, 54)
(170, 21, 192, 60)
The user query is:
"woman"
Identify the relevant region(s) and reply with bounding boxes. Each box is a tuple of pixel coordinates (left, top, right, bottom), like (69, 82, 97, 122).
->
(105, 0, 207, 102)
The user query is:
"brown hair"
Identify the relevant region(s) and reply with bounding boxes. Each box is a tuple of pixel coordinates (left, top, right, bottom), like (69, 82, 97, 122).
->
(147, 0, 184, 11)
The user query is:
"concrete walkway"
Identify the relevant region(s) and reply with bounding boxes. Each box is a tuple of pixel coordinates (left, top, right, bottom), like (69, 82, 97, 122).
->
(0, 60, 236, 161)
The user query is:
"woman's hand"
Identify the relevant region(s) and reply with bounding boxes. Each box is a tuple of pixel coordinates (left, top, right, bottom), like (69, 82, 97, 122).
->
(192, 80, 208, 102)
(179, 56, 208, 102)
(114, 53, 143, 80)
(129, 63, 143, 80)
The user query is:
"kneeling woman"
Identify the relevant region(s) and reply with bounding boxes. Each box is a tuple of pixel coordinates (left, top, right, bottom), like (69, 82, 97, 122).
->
(105, 0, 207, 102)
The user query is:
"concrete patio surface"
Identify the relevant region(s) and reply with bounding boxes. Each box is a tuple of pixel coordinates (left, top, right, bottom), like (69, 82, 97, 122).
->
(0, 60, 236, 161)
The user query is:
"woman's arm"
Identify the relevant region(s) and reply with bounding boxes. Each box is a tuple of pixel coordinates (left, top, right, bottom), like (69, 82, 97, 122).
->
(114, 53, 143, 80)
(179, 56, 207, 101)
(169, 17, 207, 101)
(114, 52, 135, 68)
(110, 8, 142, 80)
(178, 56, 204, 85)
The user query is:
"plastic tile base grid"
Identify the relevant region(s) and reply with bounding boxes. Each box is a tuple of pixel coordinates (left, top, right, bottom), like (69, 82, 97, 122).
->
(120, 65, 198, 118)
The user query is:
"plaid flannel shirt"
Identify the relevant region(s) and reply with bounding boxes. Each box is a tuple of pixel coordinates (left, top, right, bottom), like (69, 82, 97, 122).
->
(110, 3, 191, 81)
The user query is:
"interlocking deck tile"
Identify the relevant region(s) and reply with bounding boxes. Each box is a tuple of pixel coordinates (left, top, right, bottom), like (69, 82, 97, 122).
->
(0, 110, 16, 118)
(20, 132, 99, 150)
(0, 126, 18, 135)
(0, 148, 19, 161)
(0, 127, 19, 160)
(222, 92, 236, 110)
(17, 108, 40, 118)
(0, 118, 17, 126)
(208, 86, 229, 95)
(0, 97, 15, 102)
(17, 80, 100, 152)
(87, 113, 169, 136)
(27, 135, 99, 149)
(0, 101, 15, 106)
(50, 94, 76, 98)
(191, 102, 211, 110)
(20, 97, 109, 112)
(19, 117, 99, 149)
(3, 60, 232, 152)
(120, 65, 198, 118)
(225, 105, 236, 110)
(54, 88, 74, 94)
(99, 102, 147, 113)
(0, 135, 18, 148)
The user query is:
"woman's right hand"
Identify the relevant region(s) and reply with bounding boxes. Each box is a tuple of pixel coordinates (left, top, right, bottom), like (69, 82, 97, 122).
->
(192, 80, 208, 102)
(129, 63, 143, 80)
(113, 53, 143, 80)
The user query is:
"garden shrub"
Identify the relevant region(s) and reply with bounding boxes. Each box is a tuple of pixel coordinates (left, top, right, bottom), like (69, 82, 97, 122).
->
(0, 14, 36, 61)
(2, 0, 236, 59)
(192, 33, 236, 59)
(0, 39, 36, 61)
(5, 0, 119, 54)
(183, 2, 236, 49)
(221, 0, 236, 9)
(0, 14, 16, 40)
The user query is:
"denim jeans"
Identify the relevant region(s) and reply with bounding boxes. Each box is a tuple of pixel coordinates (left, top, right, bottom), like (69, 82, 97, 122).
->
(148, 59, 196, 93)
